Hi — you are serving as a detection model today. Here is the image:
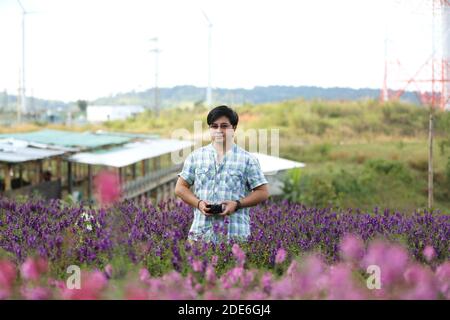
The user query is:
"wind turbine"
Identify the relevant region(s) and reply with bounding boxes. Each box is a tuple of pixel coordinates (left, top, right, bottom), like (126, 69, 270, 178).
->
(149, 37, 161, 116)
(201, 9, 212, 107)
(16, 0, 28, 122)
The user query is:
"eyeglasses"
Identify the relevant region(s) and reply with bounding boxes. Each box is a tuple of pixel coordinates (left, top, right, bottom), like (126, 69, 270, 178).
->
(209, 123, 233, 129)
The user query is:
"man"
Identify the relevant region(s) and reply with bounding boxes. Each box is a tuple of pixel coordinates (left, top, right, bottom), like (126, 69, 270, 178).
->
(175, 105, 269, 243)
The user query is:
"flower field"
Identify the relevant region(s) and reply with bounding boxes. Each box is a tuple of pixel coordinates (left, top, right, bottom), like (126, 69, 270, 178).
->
(0, 198, 449, 299)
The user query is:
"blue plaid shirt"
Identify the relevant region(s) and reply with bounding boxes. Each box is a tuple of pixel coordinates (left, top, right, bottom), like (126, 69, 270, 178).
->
(178, 142, 268, 242)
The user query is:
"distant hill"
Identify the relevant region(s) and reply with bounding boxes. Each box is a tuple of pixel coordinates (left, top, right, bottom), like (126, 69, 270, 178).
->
(0, 85, 421, 112)
(92, 85, 421, 108)
(0, 91, 69, 112)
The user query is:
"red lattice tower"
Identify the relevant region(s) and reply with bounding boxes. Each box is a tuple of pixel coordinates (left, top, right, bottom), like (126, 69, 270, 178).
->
(381, 0, 450, 111)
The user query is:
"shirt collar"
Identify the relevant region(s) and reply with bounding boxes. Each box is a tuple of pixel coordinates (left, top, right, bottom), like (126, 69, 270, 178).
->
(208, 141, 236, 153)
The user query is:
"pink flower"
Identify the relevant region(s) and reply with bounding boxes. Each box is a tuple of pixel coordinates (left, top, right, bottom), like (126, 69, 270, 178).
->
(36, 257, 48, 274)
(340, 234, 365, 262)
(361, 240, 409, 286)
(139, 268, 151, 283)
(0, 260, 16, 300)
(303, 254, 326, 279)
(20, 258, 40, 281)
(94, 170, 121, 206)
(191, 260, 203, 273)
(402, 265, 437, 300)
(205, 265, 216, 284)
(327, 264, 352, 292)
(245, 291, 267, 300)
(231, 244, 246, 266)
(227, 287, 242, 300)
(275, 248, 287, 264)
(211, 255, 219, 267)
(230, 266, 244, 285)
(286, 260, 299, 278)
(104, 264, 113, 279)
(60, 270, 108, 300)
(204, 291, 220, 300)
(327, 264, 366, 300)
(435, 262, 450, 299)
(0, 260, 16, 288)
(0, 288, 11, 300)
(270, 277, 294, 299)
(20, 286, 52, 300)
(288, 255, 327, 298)
(241, 270, 255, 289)
(20, 257, 48, 282)
(221, 267, 244, 289)
(194, 283, 203, 292)
(260, 272, 273, 293)
(48, 278, 66, 290)
(125, 284, 148, 300)
(423, 246, 436, 262)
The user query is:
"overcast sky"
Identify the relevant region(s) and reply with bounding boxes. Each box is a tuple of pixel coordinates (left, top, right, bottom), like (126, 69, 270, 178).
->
(0, 0, 436, 102)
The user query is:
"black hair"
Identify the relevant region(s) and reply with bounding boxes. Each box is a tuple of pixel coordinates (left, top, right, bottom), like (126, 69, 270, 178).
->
(207, 105, 239, 128)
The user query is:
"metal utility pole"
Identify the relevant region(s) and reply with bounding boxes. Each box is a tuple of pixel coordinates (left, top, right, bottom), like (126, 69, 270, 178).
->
(2, 89, 8, 111)
(381, 35, 389, 103)
(149, 37, 160, 116)
(428, 0, 437, 210)
(16, 0, 27, 120)
(17, 72, 21, 123)
(201, 10, 212, 107)
(428, 100, 434, 209)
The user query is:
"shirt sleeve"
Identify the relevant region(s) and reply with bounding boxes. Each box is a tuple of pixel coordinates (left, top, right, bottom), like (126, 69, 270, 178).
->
(246, 155, 268, 190)
(178, 152, 196, 185)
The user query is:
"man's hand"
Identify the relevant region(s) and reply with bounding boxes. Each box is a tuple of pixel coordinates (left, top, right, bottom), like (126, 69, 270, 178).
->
(220, 200, 238, 216)
(198, 200, 213, 216)
(175, 178, 213, 216)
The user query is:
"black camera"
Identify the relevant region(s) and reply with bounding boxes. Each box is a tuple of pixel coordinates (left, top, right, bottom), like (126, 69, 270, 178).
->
(206, 204, 224, 214)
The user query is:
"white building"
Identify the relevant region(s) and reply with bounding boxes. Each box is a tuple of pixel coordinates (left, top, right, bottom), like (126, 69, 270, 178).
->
(251, 152, 305, 196)
(86, 105, 145, 123)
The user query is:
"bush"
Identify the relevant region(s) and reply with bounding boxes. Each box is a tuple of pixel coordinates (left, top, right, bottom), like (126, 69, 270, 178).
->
(436, 157, 450, 202)
(281, 159, 418, 210)
(363, 159, 413, 185)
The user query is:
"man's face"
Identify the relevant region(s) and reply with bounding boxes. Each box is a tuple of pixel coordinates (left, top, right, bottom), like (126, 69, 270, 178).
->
(209, 116, 235, 145)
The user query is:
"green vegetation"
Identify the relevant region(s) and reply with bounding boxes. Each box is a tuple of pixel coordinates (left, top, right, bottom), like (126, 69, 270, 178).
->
(101, 98, 450, 213)
(2, 97, 449, 213)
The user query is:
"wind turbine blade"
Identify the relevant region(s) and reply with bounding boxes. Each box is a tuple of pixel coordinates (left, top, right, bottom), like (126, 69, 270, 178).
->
(201, 9, 212, 26)
(16, 0, 26, 12)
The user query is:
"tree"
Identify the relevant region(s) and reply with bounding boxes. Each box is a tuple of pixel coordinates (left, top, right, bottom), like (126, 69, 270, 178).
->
(77, 100, 88, 113)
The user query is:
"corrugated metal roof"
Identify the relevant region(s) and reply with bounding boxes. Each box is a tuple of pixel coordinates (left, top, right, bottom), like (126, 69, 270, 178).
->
(0, 129, 132, 150)
(88, 105, 144, 108)
(0, 139, 66, 163)
(68, 139, 195, 167)
(94, 130, 160, 140)
(251, 152, 305, 175)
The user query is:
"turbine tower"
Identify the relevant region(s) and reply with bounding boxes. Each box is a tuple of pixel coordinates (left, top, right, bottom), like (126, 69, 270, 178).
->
(441, 2, 450, 110)
(149, 37, 161, 116)
(201, 10, 213, 107)
(16, 0, 28, 120)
